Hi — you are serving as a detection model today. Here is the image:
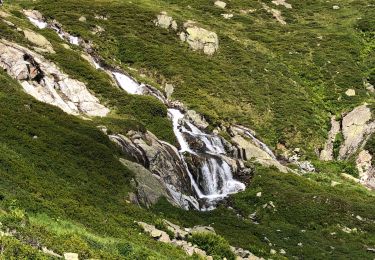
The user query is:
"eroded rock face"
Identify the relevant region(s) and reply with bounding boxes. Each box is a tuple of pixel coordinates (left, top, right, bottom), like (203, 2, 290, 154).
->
(109, 131, 199, 209)
(0, 40, 109, 117)
(339, 105, 374, 159)
(320, 116, 341, 161)
(321, 105, 374, 161)
(180, 22, 219, 55)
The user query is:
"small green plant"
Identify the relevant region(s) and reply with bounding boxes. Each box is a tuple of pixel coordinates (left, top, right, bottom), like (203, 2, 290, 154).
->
(333, 133, 344, 159)
(188, 232, 235, 260)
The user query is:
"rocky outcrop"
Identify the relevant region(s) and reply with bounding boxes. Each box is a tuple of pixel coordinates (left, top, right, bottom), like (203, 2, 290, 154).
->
(110, 131, 199, 209)
(120, 159, 175, 207)
(229, 125, 289, 173)
(320, 116, 341, 161)
(138, 220, 263, 260)
(154, 12, 178, 30)
(0, 40, 109, 117)
(180, 21, 219, 55)
(356, 150, 375, 189)
(321, 105, 374, 161)
(339, 105, 374, 159)
(262, 3, 286, 25)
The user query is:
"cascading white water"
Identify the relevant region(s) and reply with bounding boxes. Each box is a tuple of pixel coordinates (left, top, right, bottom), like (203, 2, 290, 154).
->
(168, 108, 245, 204)
(26, 14, 246, 209)
(112, 72, 144, 95)
(27, 17, 47, 29)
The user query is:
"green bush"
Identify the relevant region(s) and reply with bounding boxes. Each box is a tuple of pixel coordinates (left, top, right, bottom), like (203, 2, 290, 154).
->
(188, 233, 235, 260)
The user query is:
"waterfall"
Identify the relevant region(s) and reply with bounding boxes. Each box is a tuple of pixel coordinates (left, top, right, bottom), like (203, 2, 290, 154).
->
(26, 15, 246, 209)
(168, 109, 245, 205)
(112, 72, 144, 95)
(27, 17, 47, 29)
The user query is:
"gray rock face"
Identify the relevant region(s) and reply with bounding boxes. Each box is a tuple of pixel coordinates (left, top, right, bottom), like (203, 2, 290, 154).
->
(120, 159, 174, 207)
(109, 131, 199, 209)
(0, 40, 109, 117)
(339, 105, 374, 159)
(321, 105, 374, 161)
(180, 21, 219, 55)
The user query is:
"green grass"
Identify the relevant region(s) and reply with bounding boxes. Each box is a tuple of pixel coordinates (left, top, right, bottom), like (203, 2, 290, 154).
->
(0, 71, 191, 259)
(153, 167, 375, 259)
(10, 0, 373, 155)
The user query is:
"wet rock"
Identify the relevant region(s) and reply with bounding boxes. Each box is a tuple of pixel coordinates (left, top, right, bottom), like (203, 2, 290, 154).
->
(186, 110, 209, 129)
(180, 21, 219, 55)
(110, 131, 199, 209)
(23, 9, 44, 21)
(120, 159, 173, 207)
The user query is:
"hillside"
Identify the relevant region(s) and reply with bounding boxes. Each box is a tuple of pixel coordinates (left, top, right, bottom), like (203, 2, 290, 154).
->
(0, 0, 374, 259)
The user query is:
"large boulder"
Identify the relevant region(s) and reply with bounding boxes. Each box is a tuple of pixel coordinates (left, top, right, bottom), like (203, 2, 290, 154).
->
(180, 21, 219, 55)
(120, 159, 173, 207)
(23, 29, 54, 53)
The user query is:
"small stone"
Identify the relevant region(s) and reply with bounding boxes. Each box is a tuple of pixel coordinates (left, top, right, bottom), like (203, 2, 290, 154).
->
(333, 5, 340, 10)
(78, 16, 86, 22)
(345, 89, 356, 96)
(356, 215, 364, 221)
(214, 1, 227, 9)
(256, 192, 262, 197)
(63, 253, 79, 260)
(221, 13, 233, 19)
(298, 242, 303, 247)
(330, 181, 341, 187)
(280, 249, 286, 254)
(270, 249, 276, 255)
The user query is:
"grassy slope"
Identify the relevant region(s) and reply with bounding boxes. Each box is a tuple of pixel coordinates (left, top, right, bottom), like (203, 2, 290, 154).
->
(153, 167, 375, 259)
(16, 0, 374, 154)
(0, 1, 374, 259)
(0, 71, 190, 259)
